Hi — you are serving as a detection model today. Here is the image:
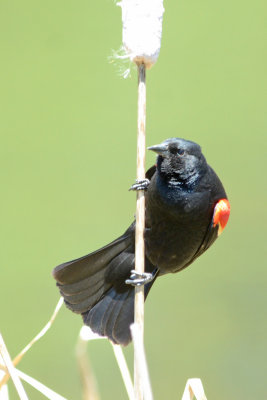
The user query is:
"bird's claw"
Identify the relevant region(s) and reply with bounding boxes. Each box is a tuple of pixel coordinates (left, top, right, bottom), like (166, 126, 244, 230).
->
(125, 270, 154, 286)
(129, 179, 150, 191)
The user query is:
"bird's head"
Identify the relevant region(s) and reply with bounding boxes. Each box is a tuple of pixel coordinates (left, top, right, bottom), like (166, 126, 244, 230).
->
(148, 138, 207, 185)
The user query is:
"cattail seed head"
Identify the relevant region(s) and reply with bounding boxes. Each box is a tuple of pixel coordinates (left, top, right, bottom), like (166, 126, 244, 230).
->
(118, 0, 164, 69)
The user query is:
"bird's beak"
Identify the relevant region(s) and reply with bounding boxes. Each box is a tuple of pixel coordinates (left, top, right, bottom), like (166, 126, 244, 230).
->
(147, 143, 168, 157)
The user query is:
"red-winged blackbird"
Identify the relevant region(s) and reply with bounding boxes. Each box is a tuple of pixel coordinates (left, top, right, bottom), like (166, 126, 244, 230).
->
(53, 138, 230, 346)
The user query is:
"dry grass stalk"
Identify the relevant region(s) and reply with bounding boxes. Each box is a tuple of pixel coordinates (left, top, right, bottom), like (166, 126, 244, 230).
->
(0, 356, 8, 400)
(111, 345, 134, 400)
(13, 297, 64, 367)
(0, 297, 69, 399)
(76, 328, 101, 400)
(0, 297, 64, 389)
(0, 364, 68, 400)
(181, 378, 207, 400)
(77, 326, 134, 400)
(0, 333, 28, 400)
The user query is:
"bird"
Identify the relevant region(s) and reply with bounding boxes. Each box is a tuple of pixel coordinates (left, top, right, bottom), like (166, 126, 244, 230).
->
(52, 138, 230, 346)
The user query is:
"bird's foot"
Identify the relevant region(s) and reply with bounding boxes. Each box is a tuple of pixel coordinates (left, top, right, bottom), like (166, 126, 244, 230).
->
(125, 270, 154, 286)
(129, 179, 150, 191)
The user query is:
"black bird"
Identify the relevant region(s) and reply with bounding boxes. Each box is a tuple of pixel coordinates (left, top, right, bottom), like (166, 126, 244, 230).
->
(53, 138, 230, 346)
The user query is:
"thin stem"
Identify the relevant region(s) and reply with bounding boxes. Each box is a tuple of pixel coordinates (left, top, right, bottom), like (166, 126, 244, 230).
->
(112, 345, 135, 400)
(75, 335, 100, 400)
(0, 355, 8, 400)
(134, 63, 146, 400)
(0, 297, 64, 389)
(0, 364, 68, 400)
(0, 334, 28, 400)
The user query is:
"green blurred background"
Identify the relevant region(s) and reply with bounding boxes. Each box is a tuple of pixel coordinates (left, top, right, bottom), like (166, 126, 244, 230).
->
(0, 0, 266, 399)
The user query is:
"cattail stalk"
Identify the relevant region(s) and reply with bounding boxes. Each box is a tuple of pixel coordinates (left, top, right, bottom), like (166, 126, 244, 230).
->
(118, 1, 164, 398)
(134, 63, 147, 400)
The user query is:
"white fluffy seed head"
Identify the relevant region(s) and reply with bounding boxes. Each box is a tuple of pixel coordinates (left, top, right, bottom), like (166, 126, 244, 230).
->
(117, 0, 165, 69)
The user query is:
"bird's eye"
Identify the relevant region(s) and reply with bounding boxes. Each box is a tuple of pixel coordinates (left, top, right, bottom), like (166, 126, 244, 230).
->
(177, 148, 185, 156)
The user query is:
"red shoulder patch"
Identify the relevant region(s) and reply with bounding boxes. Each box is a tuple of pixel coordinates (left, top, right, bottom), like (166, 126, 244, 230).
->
(212, 199, 230, 236)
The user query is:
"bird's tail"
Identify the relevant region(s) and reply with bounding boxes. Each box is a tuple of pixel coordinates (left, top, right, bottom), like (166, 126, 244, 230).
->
(52, 233, 156, 345)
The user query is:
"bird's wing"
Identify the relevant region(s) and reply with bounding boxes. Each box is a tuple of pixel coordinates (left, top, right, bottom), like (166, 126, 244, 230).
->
(175, 198, 230, 273)
(188, 198, 230, 264)
(191, 220, 219, 262)
(146, 165, 156, 180)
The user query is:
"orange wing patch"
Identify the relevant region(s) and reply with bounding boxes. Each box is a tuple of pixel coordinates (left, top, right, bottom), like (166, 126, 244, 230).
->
(213, 199, 230, 236)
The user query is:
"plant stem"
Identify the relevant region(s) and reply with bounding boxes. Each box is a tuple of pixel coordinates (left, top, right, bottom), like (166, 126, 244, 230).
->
(134, 63, 146, 400)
